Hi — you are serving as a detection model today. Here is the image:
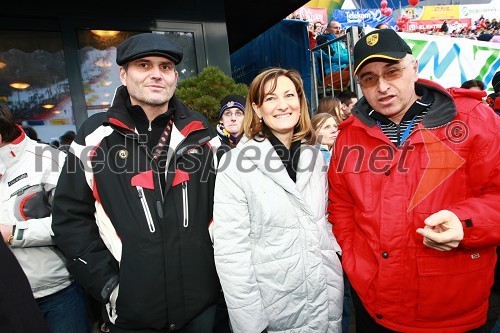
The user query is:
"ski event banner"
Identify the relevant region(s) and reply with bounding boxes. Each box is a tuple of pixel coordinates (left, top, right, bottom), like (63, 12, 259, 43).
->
(400, 32, 500, 92)
(333, 9, 397, 29)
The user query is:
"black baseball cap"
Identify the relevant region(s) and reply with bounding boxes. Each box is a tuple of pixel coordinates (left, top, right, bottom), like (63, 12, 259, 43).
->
(116, 33, 183, 66)
(353, 29, 412, 75)
(492, 71, 500, 93)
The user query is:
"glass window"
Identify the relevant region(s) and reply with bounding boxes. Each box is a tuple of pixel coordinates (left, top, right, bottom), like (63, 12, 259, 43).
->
(0, 30, 76, 143)
(76, 30, 199, 117)
(0, 26, 203, 143)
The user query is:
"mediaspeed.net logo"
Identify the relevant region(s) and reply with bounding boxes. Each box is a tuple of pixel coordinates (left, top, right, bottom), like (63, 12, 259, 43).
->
(334, 120, 468, 212)
(408, 121, 467, 211)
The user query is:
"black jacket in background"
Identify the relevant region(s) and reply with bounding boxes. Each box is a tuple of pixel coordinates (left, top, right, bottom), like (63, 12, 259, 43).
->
(0, 241, 49, 333)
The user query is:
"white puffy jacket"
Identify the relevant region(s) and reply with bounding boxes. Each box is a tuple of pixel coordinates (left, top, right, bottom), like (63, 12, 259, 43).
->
(213, 136, 343, 333)
(0, 131, 71, 298)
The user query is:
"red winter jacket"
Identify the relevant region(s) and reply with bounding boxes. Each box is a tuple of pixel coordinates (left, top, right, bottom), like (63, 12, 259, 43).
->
(329, 80, 500, 333)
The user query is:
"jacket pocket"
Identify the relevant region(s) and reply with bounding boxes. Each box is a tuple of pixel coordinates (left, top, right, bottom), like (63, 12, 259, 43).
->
(136, 186, 155, 233)
(343, 167, 374, 212)
(415, 248, 494, 321)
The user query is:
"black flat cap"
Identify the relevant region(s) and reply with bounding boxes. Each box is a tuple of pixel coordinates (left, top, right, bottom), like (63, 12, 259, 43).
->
(116, 33, 183, 66)
(353, 29, 412, 75)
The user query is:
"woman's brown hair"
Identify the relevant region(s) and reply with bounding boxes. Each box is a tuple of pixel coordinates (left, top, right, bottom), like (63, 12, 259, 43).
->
(308, 112, 336, 146)
(241, 68, 312, 143)
(316, 96, 345, 124)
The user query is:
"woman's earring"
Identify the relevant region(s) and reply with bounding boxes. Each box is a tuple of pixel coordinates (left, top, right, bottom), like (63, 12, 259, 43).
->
(259, 118, 262, 122)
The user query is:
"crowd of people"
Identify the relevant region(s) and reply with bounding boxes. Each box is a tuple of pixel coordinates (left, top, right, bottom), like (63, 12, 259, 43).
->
(306, 14, 500, 46)
(1, 26, 499, 333)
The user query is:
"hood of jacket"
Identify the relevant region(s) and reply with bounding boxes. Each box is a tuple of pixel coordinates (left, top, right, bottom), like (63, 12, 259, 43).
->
(350, 78, 457, 129)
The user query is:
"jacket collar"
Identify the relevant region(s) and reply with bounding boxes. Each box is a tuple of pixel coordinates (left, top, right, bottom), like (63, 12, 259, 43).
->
(106, 85, 204, 135)
(236, 136, 321, 215)
(0, 130, 28, 177)
(352, 79, 456, 129)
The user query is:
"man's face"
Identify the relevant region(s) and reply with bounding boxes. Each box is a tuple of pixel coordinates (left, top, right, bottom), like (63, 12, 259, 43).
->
(342, 98, 358, 117)
(326, 22, 342, 37)
(119, 56, 178, 108)
(220, 107, 244, 136)
(357, 56, 419, 124)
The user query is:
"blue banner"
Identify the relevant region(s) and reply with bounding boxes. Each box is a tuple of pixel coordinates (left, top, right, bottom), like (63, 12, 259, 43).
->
(356, 0, 411, 9)
(333, 9, 397, 29)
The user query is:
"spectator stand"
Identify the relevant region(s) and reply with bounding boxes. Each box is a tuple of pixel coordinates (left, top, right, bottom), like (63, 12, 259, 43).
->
(310, 26, 361, 111)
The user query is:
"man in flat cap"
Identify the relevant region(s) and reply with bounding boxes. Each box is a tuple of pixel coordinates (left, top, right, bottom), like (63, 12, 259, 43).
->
(328, 29, 500, 332)
(52, 32, 222, 332)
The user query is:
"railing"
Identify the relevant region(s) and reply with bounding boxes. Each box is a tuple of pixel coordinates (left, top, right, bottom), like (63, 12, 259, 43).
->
(310, 26, 362, 111)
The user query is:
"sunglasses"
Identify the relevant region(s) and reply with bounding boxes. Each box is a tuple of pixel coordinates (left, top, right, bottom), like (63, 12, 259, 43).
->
(357, 60, 413, 88)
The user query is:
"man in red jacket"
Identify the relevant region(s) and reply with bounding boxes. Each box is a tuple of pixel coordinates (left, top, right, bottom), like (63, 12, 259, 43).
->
(328, 28, 500, 333)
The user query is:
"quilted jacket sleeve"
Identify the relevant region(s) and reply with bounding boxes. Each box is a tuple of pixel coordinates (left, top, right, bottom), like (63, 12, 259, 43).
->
(449, 104, 500, 248)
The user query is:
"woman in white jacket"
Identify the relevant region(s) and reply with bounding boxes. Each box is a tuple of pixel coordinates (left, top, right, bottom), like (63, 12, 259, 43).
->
(213, 68, 343, 333)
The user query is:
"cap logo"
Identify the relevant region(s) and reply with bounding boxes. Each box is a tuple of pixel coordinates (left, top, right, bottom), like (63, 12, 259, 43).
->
(225, 101, 235, 108)
(366, 33, 379, 47)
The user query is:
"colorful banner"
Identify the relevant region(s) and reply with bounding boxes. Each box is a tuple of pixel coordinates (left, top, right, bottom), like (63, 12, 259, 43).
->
(289, 7, 328, 24)
(333, 9, 397, 29)
(400, 32, 500, 92)
(460, 4, 500, 23)
(305, 0, 344, 20)
(336, 0, 411, 9)
(407, 18, 471, 32)
(419, 5, 460, 20)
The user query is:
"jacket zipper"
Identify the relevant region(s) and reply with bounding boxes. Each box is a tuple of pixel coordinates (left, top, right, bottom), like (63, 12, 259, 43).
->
(111, 122, 210, 230)
(182, 182, 189, 227)
(137, 186, 156, 232)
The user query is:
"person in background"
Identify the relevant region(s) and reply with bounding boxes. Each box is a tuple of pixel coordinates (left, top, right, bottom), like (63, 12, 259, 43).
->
(0, 239, 50, 333)
(22, 125, 40, 142)
(0, 103, 90, 333)
(460, 79, 486, 91)
(58, 130, 76, 154)
(310, 112, 338, 164)
(51, 33, 221, 333)
(312, 108, 351, 333)
(216, 94, 246, 160)
(489, 69, 500, 333)
(213, 68, 344, 333)
(486, 70, 500, 115)
(317, 95, 345, 124)
(50, 139, 60, 148)
(329, 28, 500, 333)
(337, 90, 358, 118)
(316, 20, 351, 89)
(213, 93, 247, 333)
(308, 21, 323, 50)
(440, 20, 449, 33)
(456, 79, 488, 106)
